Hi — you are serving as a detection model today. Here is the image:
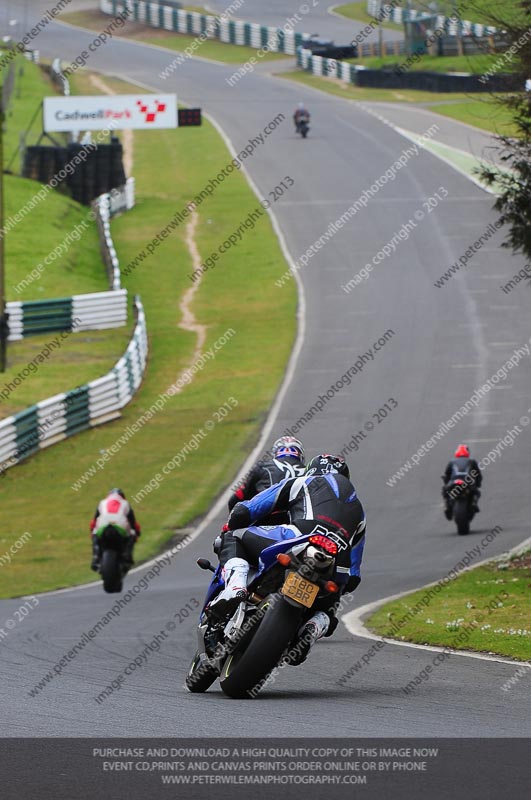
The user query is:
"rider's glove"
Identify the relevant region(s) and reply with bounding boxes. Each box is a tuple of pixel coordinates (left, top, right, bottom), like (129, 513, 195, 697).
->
(228, 503, 251, 530)
(345, 575, 361, 594)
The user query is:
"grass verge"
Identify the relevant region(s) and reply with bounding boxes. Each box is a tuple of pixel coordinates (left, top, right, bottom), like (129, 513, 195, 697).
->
(366, 549, 531, 661)
(0, 71, 297, 598)
(351, 52, 507, 75)
(426, 98, 518, 135)
(1, 59, 128, 417)
(3, 55, 66, 169)
(337, 1, 518, 28)
(331, 2, 402, 30)
(277, 69, 472, 103)
(60, 8, 288, 64)
(278, 70, 518, 135)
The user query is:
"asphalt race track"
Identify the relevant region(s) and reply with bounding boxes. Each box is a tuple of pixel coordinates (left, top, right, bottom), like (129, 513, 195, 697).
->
(1, 1, 530, 741)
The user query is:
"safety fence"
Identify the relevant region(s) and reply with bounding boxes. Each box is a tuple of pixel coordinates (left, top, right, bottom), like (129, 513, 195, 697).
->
(100, 0, 306, 54)
(359, 39, 406, 57)
(94, 178, 136, 291)
(50, 57, 70, 96)
(6, 291, 127, 341)
(0, 296, 148, 476)
(297, 48, 520, 93)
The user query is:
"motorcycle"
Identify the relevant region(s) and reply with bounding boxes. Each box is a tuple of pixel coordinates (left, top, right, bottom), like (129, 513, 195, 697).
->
(296, 115, 310, 138)
(447, 479, 476, 536)
(97, 525, 131, 593)
(186, 527, 343, 698)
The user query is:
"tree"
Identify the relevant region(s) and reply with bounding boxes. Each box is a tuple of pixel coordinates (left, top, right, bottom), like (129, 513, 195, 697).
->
(467, 1, 531, 260)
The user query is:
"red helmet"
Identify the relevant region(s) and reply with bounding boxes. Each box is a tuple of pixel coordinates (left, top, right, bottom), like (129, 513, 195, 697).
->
(454, 444, 470, 458)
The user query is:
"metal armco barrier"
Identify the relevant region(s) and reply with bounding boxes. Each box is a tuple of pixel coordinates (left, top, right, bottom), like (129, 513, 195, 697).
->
(100, 0, 306, 54)
(94, 178, 136, 291)
(6, 291, 127, 341)
(0, 296, 148, 475)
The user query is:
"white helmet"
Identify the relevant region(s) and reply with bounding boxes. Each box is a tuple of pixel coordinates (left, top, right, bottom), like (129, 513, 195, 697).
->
(272, 436, 305, 463)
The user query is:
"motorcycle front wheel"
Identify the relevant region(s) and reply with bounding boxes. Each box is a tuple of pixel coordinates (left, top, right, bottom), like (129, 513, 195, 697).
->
(185, 650, 218, 693)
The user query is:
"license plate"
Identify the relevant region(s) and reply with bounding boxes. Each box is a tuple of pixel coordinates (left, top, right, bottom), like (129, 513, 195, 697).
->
(281, 571, 319, 608)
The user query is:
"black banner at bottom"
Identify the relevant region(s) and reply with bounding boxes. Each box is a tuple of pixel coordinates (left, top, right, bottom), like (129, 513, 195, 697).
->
(1, 738, 529, 799)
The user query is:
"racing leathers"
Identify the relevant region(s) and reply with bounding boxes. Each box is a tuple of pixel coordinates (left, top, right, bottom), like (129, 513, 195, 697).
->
(442, 456, 482, 517)
(211, 473, 366, 658)
(228, 455, 305, 524)
(293, 107, 310, 132)
(90, 493, 141, 571)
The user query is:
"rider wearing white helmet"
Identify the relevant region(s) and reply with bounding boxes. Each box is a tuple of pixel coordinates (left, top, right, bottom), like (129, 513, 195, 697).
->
(228, 436, 305, 525)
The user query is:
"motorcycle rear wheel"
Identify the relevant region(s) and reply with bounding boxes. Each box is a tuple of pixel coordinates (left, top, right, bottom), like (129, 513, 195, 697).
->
(454, 499, 470, 536)
(101, 549, 123, 593)
(219, 595, 304, 699)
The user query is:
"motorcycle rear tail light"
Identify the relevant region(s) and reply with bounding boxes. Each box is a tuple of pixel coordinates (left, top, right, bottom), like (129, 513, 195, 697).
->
(309, 534, 338, 555)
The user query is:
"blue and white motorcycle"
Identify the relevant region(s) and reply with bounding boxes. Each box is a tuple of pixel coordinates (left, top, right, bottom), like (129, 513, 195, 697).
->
(185, 526, 345, 699)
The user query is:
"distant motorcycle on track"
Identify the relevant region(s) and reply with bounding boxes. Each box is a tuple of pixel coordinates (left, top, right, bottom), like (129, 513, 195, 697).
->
(294, 105, 310, 139)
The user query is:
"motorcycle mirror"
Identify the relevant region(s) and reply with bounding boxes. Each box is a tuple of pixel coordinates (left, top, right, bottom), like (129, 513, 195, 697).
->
(197, 558, 216, 573)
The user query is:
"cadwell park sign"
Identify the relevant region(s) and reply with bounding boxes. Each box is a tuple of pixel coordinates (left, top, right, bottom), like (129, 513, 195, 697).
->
(43, 94, 178, 132)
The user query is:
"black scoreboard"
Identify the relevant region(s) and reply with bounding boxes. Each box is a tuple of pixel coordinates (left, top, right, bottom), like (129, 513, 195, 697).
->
(178, 108, 202, 126)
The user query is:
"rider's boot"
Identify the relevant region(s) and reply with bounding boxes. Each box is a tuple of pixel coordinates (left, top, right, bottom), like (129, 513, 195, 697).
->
(208, 558, 249, 617)
(123, 536, 135, 570)
(284, 611, 330, 666)
(90, 537, 101, 572)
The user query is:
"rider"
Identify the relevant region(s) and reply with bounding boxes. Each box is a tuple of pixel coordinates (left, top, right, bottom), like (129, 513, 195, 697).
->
(90, 488, 141, 572)
(228, 435, 306, 524)
(442, 444, 482, 519)
(293, 101, 310, 133)
(210, 454, 366, 663)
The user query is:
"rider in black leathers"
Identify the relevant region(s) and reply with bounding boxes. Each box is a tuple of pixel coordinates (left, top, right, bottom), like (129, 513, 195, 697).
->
(442, 444, 482, 520)
(228, 435, 305, 525)
(293, 102, 310, 133)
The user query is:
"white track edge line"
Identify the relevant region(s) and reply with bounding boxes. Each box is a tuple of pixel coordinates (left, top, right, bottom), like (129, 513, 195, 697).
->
(342, 534, 531, 666)
(29, 76, 306, 599)
(53, 19, 226, 65)
(394, 125, 495, 195)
